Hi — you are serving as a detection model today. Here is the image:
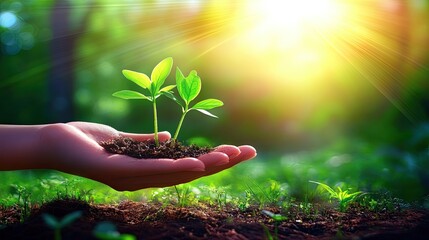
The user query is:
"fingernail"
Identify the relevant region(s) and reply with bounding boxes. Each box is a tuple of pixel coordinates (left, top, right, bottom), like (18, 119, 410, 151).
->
(215, 145, 241, 159)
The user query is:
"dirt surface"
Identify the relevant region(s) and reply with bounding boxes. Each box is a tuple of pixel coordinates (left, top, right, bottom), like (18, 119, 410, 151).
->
(99, 137, 213, 159)
(1, 199, 429, 239)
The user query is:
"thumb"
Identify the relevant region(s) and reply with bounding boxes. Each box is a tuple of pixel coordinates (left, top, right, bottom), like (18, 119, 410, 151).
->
(120, 131, 171, 142)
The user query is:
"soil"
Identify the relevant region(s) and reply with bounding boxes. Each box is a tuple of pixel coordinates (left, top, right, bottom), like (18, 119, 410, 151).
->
(99, 137, 213, 159)
(1, 199, 428, 239)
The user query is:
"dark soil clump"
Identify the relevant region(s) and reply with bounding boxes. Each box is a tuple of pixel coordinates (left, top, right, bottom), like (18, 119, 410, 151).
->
(1, 199, 429, 240)
(99, 137, 213, 159)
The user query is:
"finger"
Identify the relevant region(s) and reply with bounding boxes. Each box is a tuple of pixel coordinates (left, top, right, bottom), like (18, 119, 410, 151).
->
(120, 131, 171, 142)
(197, 152, 229, 168)
(103, 155, 205, 177)
(106, 146, 256, 191)
(203, 145, 257, 176)
(231, 145, 257, 163)
(67, 122, 119, 142)
(111, 172, 205, 191)
(213, 145, 241, 159)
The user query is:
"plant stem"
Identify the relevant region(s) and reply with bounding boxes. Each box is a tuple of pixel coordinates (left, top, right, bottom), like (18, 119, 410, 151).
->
(173, 113, 186, 141)
(174, 185, 181, 207)
(54, 228, 61, 240)
(153, 100, 159, 147)
(172, 105, 189, 142)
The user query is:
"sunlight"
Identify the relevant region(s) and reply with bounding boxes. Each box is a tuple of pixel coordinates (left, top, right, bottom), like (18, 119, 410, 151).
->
(232, 0, 346, 86)
(218, 0, 421, 122)
(251, 0, 342, 30)
(72, 0, 423, 123)
(242, 0, 344, 47)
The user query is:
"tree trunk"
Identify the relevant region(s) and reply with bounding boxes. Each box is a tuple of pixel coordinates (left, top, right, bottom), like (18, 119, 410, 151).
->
(48, 0, 77, 122)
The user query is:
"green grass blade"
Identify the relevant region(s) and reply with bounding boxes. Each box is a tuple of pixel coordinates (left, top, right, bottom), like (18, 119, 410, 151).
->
(309, 181, 337, 198)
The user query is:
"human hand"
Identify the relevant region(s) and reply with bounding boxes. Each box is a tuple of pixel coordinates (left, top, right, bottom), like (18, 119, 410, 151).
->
(39, 122, 256, 191)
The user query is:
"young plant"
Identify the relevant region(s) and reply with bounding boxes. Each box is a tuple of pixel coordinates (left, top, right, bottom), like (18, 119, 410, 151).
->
(174, 185, 192, 207)
(261, 210, 287, 240)
(112, 57, 175, 146)
(166, 67, 223, 142)
(42, 211, 82, 240)
(309, 181, 362, 212)
(93, 221, 136, 240)
(10, 184, 32, 222)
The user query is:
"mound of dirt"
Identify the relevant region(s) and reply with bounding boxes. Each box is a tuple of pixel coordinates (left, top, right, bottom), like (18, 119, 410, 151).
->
(1, 199, 429, 239)
(100, 138, 213, 159)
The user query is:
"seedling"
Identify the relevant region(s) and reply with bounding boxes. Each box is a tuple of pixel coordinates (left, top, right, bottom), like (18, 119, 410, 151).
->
(261, 210, 287, 222)
(261, 210, 286, 240)
(310, 181, 362, 212)
(112, 57, 175, 146)
(93, 221, 136, 240)
(42, 211, 82, 240)
(174, 185, 191, 207)
(166, 67, 223, 142)
(10, 184, 31, 221)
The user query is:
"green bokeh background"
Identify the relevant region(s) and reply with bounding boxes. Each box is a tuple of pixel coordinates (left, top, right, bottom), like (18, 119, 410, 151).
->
(1, 0, 428, 202)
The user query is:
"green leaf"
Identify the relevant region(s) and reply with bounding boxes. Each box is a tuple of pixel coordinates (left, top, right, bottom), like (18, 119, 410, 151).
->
(58, 211, 82, 228)
(176, 67, 185, 83)
(162, 91, 183, 107)
(192, 99, 223, 110)
(261, 210, 287, 222)
(112, 90, 151, 100)
(177, 69, 201, 105)
(151, 57, 173, 94)
(94, 222, 137, 240)
(42, 214, 59, 228)
(187, 71, 201, 103)
(122, 70, 151, 90)
(160, 85, 176, 92)
(195, 109, 218, 118)
(176, 67, 185, 101)
(310, 181, 337, 197)
(94, 221, 118, 234)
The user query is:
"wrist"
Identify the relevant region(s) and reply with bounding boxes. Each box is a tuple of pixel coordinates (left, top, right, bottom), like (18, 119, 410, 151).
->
(0, 124, 49, 170)
(37, 123, 70, 170)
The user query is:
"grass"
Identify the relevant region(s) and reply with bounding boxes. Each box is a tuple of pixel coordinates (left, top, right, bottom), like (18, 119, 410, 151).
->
(309, 181, 362, 212)
(0, 139, 427, 213)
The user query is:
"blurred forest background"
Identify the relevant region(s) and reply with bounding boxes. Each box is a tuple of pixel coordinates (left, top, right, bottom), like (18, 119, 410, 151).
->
(1, 0, 428, 200)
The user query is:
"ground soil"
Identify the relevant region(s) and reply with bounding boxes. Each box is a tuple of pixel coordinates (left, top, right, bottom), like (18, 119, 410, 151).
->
(1, 199, 428, 239)
(100, 137, 212, 159)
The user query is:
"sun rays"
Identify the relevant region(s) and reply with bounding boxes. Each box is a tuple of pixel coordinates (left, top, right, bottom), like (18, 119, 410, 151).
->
(78, 0, 426, 122)
(2, 0, 427, 123)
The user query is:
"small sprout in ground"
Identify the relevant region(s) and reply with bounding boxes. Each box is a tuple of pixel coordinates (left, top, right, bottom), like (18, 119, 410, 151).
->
(112, 57, 175, 146)
(173, 185, 194, 207)
(310, 181, 362, 212)
(93, 221, 136, 240)
(261, 210, 286, 240)
(360, 195, 379, 211)
(164, 67, 223, 142)
(42, 211, 82, 240)
(261, 210, 287, 222)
